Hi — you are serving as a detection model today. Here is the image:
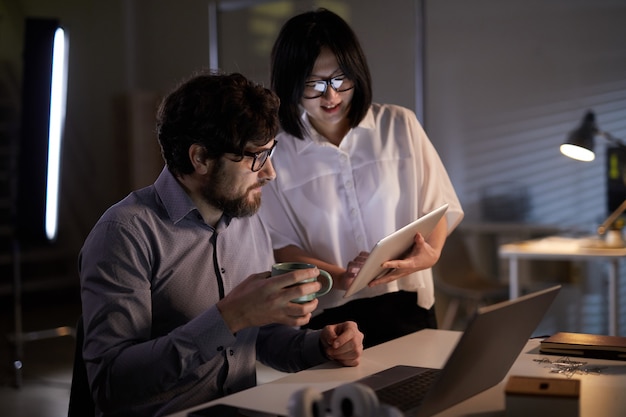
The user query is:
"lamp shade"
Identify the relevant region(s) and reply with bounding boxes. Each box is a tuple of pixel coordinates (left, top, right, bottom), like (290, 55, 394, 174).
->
(560, 111, 598, 162)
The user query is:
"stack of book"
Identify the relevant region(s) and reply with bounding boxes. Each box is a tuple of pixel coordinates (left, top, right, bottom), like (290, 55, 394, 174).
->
(540, 332, 626, 360)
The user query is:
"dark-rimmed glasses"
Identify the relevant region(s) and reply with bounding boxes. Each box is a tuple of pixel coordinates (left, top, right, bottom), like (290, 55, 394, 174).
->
(303, 75, 354, 99)
(233, 140, 278, 172)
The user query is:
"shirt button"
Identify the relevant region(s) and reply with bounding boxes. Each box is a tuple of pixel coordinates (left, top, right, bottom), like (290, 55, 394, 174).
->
(229, 349, 234, 356)
(221, 268, 226, 273)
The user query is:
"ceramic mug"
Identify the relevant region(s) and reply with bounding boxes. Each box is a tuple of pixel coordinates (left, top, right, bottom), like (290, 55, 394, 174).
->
(271, 262, 333, 303)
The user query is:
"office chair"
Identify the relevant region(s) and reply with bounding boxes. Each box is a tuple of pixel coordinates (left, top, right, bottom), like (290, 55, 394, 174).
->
(433, 230, 509, 330)
(68, 315, 96, 417)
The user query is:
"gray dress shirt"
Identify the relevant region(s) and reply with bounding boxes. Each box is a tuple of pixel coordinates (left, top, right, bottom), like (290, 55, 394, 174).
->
(79, 167, 326, 417)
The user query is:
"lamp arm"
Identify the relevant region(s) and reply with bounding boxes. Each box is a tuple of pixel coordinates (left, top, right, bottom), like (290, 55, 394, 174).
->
(599, 131, 626, 150)
(598, 199, 626, 235)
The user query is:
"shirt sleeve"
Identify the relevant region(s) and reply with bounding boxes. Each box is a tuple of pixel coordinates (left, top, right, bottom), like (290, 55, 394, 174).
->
(79, 218, 236, 412)
(255, 324, 327, 372)
(407, 109, 464, 232)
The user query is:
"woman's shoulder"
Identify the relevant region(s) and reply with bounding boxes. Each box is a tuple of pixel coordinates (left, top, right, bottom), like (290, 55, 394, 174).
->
(368, 103, 421, 128)
(274, 130, 303, 153)
(370, 102, 418, 120)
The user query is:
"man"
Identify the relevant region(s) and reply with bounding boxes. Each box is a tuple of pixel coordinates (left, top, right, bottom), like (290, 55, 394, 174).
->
(79, 72, 363, 417)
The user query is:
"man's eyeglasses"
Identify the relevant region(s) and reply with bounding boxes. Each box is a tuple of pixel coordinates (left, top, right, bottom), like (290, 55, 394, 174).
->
(303, 75, 354, 99)
(236, 140, 278, 172)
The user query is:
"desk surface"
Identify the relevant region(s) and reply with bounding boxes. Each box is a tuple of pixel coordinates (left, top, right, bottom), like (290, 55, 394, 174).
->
(168, 329, 626, 417)
(498, 235, 626, 336)
(460, 222, 563, 235)
(499, 236, 626, 259)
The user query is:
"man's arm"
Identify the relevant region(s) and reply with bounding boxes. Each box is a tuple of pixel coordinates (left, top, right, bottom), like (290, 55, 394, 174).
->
(256, 321, 363, 372)
(79, 219, 236, 413)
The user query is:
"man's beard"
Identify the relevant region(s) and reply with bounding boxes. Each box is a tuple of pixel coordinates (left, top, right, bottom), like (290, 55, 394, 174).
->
(200, 160, 264, 218)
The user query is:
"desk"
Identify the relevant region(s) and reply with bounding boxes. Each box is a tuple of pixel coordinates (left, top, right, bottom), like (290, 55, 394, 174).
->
(499, 236, 626, 336)
(167, 329, 626, 417)
(458, 222, 563, 279)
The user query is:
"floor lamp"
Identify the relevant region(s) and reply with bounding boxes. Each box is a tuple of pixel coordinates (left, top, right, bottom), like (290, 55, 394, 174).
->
(10, 17, 71, 388)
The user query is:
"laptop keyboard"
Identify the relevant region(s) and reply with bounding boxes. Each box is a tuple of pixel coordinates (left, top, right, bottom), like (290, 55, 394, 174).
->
(376, 368, 441, 411)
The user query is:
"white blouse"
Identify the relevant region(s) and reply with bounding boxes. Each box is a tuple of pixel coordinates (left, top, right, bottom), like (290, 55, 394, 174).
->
(259, 103, 464, 311)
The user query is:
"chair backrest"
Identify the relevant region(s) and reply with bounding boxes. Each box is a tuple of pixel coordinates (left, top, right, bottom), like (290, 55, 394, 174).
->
(68, 315, 96, 417)
(434, 230, 489, 289)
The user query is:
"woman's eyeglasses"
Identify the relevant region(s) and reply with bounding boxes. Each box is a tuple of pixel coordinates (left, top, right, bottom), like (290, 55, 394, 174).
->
(303, 75, 354, 99)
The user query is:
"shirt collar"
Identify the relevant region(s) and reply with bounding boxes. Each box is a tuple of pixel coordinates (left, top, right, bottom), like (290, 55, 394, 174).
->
(292, 112, 323, 154)
(154, 166, 199, 224)
(294, 107, 376, 153)
(154, 166, 233, 230)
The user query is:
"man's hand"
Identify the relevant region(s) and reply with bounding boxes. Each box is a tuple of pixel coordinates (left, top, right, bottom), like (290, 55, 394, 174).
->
(217, 268, 324, 333)
(319, 321, 364, 367)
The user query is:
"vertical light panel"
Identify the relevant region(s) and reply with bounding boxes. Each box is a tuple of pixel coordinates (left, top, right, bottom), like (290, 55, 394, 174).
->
(17, 18, 67, 244)
(45, 27, 68, 241)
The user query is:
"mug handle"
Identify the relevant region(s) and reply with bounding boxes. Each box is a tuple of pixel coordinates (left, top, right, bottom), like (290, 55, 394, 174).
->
(314, 270, 333, 297)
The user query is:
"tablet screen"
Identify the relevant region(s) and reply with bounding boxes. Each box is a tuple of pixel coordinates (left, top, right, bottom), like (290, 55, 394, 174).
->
(343, 203, 449, 298)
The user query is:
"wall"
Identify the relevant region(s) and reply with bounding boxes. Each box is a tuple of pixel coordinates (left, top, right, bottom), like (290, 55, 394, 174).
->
(215, 0, 419, 112)
(425, 0, 626, 228)
(3, 0, 626, 276)
(2, 0, 212, 255)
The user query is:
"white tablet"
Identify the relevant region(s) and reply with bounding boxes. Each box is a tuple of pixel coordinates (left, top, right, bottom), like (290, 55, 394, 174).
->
(343, 203, 449, 298)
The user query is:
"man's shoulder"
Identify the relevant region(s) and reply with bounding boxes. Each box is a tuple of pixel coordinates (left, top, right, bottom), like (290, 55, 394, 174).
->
(98, 186, 163, 226)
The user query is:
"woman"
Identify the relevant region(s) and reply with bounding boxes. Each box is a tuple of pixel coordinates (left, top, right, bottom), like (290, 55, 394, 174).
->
(259, 8, 464, 348)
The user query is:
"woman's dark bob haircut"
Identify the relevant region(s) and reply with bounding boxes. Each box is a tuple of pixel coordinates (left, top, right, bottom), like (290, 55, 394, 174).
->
(271, 8, 373, 140)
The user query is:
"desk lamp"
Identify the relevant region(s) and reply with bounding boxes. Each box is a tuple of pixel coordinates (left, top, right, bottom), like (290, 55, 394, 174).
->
(560, 111, 626, 162)
(561, 111, 626, 245)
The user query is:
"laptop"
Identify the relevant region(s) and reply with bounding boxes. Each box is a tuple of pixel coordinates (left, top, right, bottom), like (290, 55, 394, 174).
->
(324, 285, 561, 417)
(344, 203, 449, 298)
(188, 404, 278, 417)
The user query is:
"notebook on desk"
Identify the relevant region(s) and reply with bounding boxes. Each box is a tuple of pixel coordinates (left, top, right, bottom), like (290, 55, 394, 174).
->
(324, 285, 561, 417)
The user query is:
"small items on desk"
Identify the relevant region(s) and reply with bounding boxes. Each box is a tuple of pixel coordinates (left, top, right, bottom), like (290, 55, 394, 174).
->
(540, 332, 626, 360)
(604, 229, 625, 248)
(505, 376, 580, 417)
